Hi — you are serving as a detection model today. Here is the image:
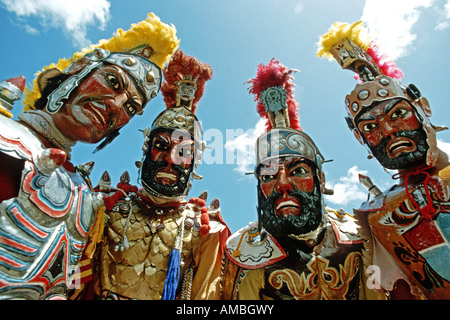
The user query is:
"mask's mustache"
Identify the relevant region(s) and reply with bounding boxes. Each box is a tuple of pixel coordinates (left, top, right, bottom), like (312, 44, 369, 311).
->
(261, 187, 317, 211)
(72, 100, 113, 133)
(71, 104, 91, 124)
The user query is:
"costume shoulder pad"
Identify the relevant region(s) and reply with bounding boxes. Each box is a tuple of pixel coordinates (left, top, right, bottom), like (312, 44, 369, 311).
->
(0, 115, 44, 160)
(225, 222, 287, 270)
(326, 207, 364, 245)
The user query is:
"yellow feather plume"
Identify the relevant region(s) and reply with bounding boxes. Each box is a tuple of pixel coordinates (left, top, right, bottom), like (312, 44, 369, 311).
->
(23, 12, 180, 111)
(316, 20, 371, 60)
(92, 12, 179, 68)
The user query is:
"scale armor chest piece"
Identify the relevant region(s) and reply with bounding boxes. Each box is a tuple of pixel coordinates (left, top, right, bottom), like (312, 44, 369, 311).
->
(100, 199, 202, 300)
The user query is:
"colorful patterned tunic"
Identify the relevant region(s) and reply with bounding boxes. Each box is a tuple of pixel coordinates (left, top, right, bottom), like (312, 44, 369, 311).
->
(221, 208, 384, 300)
(355, 166, 450, 299)
(0, 115, 103, 299)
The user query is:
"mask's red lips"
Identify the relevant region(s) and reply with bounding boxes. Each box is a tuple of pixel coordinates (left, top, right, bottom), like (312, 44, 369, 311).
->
(155, 167, 178, 186)
(275, 197, 301, 218)
(386, 137, 416, 159)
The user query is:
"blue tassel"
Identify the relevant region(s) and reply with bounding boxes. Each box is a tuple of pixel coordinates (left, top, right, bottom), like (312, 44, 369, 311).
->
(162, 248, 181, 300)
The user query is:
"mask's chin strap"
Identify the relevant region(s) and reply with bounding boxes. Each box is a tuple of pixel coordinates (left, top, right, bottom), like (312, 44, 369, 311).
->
(392, 165, 436, 219)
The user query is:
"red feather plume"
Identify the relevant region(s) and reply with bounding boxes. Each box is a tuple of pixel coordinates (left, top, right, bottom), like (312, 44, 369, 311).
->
(247, 58, 301, 131)
(367, 44, 404, 80)
(160, 49, 213, 114)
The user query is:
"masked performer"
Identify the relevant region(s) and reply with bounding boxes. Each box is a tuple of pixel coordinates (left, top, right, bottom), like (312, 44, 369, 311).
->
(85, 49, 230, 300)
(0, 13, 179, 300)
(317, 21, 450, 299)
(220, 59, 384, 300)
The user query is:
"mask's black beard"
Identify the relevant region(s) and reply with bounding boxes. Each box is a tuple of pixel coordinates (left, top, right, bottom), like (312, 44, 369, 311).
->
(369, 128, 429, 170)
(140, 157, 192, 198)
(259, 187, 323, 238)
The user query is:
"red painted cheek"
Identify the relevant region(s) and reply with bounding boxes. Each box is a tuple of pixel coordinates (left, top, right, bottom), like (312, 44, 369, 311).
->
(260, 175, 315, 197)
(103, 93, 132, 129)
(78, 73, 109, 93)
(179, 157, 193, 168)
(170, 149, 188, 167)
(260, 181, 276, 198)
(150, 148, 166, 162)
(399, 113, 421, 130)
(363, 132, 379, 147)
(291, 176, 315, 193)
(363, 114, 422, 147)
(113, 108, 131, 128)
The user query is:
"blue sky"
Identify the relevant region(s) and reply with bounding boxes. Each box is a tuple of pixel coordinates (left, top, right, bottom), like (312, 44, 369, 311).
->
(1, 0, 449, 233)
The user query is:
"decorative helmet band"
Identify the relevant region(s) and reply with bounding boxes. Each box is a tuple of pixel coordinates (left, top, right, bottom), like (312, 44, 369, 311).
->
(150, 105, 202, 144)
(22, 12, 180, 112)
(256, 128, 325, 170)
(46, 48, 162, 114)
(345, 75, 407, 124)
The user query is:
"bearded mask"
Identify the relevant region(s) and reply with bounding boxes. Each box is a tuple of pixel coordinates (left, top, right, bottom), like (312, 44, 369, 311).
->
(248, 59, 331, 240)
(137, 50, 213, 202)
(140, 128, 196, 199)
(256, 157, 324, 238)
(345, 77, 440, 170)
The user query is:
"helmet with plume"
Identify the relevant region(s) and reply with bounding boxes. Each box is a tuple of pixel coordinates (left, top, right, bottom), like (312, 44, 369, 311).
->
(248, 58, 324, 171)
(139, 49, 213, 201)
(317, 21, 447, 167)
(247, 58, 330, 237)
(23, 12, 179, 113)
(22, 13, 180, 152)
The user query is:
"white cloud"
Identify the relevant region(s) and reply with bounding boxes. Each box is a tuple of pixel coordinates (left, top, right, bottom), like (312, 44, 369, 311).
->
(324, 166, 369, 207)
(443, 0, 450, 19)
(436, 0, 450, 30)
(435, 21, 450, 30)
(225, 118, 266, 175)
(361, 0, 433, 59)
(24, 24, 39, 35)
(294, 2, 304, 14)
(438, 139, 450, 155)
(1, 0, 111, 48)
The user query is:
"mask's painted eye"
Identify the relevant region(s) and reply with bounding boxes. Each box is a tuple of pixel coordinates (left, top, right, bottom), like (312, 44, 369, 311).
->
(105, 73, 121, 90)
(362, 122, 378, 133)
(391, 108, 408, 119)
(260, 174, 276, 182)
(153, 138, 169, 151)
(291, 167, 308, 176)
(179, 148, 193, 158)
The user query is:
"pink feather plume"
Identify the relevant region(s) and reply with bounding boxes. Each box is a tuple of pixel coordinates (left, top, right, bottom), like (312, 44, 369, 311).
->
(247, 58, 301, 131)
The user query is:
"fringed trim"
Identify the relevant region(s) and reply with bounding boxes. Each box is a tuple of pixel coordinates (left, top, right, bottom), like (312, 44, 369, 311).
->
(84, 205, 106, 259)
